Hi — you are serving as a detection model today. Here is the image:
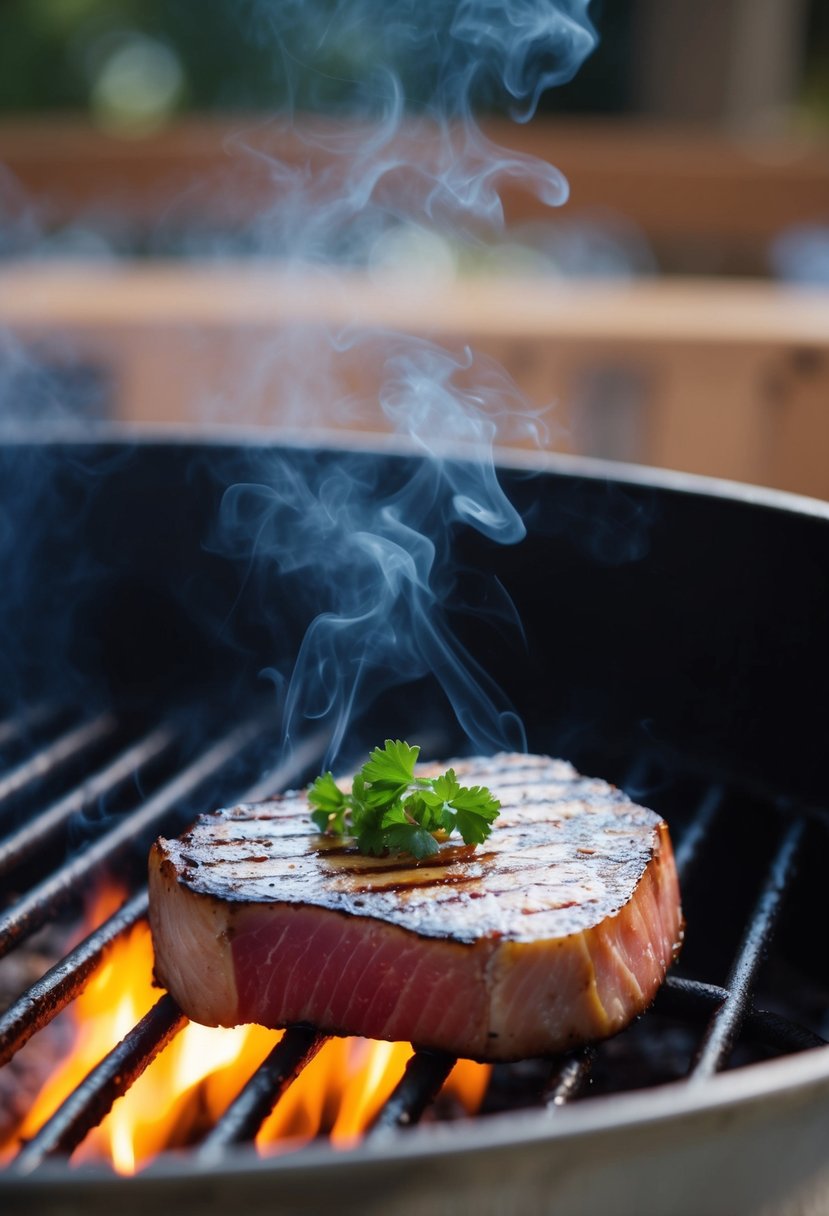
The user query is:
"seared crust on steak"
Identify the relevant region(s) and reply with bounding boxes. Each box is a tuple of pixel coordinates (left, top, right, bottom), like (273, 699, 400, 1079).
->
(149, 755, 682, 1059)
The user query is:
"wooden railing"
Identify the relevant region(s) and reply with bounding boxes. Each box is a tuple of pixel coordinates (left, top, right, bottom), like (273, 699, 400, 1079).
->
(2, 261, 828, 499)
(2, 117, 828, 273)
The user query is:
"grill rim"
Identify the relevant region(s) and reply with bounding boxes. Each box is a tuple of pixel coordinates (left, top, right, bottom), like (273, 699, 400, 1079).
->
(2, 1042, 828, 1187)
(2, 419, 829, 524)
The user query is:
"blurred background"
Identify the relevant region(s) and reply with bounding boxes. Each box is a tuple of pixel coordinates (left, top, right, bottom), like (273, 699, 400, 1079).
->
(0, 0, 828, 495)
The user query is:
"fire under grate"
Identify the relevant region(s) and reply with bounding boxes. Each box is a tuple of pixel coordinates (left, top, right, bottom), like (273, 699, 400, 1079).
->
(0, 702, 827, 1177)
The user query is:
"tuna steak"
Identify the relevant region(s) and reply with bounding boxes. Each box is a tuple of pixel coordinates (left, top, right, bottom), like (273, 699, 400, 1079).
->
(148, 754, 682, 1060)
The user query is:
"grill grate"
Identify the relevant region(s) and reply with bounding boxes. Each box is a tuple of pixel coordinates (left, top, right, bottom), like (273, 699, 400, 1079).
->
(196, 1026, 327, 1161)
(0, 891, 149, 1066)
(366, 1048, 457, 1138)
(11, 995, 187, 1171)
(689, 819, 805, 1081)
(0, 727, 175, 880)
(0, 716, 274, 959)
(0, 705, 826, 1179)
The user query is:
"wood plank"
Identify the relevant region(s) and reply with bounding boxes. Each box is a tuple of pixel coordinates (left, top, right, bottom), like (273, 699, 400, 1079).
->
(1, 263, 827, 348)
(1, 117, 827, 249)
(2, 262, 827, 497)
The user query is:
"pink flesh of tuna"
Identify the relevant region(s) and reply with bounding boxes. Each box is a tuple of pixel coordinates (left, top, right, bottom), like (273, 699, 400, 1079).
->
(149, 754, 683, 1060)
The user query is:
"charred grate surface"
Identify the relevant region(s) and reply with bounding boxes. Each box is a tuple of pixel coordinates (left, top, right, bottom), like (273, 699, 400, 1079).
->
(367, 1049, 457, 1137)
(0, 891, 149, 1068)
(0, 716, 826, 1176)
(196, 1026, 328, 1162)
(0, 716, 274, 959)
(10, 995, 187, 1174)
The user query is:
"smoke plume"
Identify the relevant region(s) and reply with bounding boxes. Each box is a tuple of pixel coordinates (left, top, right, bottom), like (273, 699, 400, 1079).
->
(215, 1, 597, 765)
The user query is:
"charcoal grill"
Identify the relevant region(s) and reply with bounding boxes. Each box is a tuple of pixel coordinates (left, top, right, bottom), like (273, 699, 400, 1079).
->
(0, 431, 827, 1216)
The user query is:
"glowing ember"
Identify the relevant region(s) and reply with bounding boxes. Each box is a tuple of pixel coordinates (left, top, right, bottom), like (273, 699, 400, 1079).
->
(9, 884, 491, 1173)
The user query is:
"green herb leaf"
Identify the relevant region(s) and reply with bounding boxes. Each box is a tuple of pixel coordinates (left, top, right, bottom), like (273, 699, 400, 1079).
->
(362, 739, 419, 788)
(308, 771, 347, 813)
(382, 822, 440, 859)
(429, 770, 461, 803)
(308, 771, 349, 835)
(451, 784, 501, 846)
(355, 823, 388, 857)
(308, 741, 500, 861)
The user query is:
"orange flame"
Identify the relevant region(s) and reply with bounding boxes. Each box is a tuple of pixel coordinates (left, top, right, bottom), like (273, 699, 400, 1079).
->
(11, 884, 491, 1172)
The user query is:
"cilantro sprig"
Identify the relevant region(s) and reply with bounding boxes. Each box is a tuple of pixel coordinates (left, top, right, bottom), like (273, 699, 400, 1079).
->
(309, 740, 500, 860)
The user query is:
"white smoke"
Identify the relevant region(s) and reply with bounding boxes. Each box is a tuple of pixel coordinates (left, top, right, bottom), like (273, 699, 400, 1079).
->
(211, 1, 597, 762)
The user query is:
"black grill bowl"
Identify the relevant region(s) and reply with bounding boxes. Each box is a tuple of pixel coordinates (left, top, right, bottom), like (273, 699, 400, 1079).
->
(0, 429, 827, 1216)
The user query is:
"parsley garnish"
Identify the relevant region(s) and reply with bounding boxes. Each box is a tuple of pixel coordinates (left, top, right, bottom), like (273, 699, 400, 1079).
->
(308, 739, 500, 860)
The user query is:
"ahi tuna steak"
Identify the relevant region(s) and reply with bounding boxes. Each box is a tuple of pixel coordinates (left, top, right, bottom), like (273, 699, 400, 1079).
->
(149, 754, 682, 1060)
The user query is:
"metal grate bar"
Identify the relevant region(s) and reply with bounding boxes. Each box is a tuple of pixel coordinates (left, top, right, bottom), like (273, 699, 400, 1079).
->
(0, 726, 176, 879)
(9, 994, 186, 1175)
(0, 716, 271, 959)
(0, 701, 61, 750)
(196, 1027, 327, 1160)
(0, 890, 149, 1068)
(659, 976, 826, 1054)
(741, 1008, 828, 1054)
(661, 975, 729, 1012)
(542, 1047, 595, 1110)
(368, 1050, 456, 1137)
(0, 713, 117, 818)
(673, 785, 723, 881)
(690, 818, 806, 1080)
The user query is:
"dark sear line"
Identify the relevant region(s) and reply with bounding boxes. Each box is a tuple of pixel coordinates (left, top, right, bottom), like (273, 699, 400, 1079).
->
(347, 880, 478, 899)
(349, 858, 617, 882)
(176, 832, 642, 878)
(220, 771, 623, 822)
(171, 836, 650, 887)
(347, 874, 488, 896)
(182, 835, 287, 848)
(346, 874, 587, 903)
(179, 812, 617, 860)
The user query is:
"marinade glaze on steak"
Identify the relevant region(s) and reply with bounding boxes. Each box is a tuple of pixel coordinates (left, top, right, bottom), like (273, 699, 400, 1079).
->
(149, 754, 683, 1060)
